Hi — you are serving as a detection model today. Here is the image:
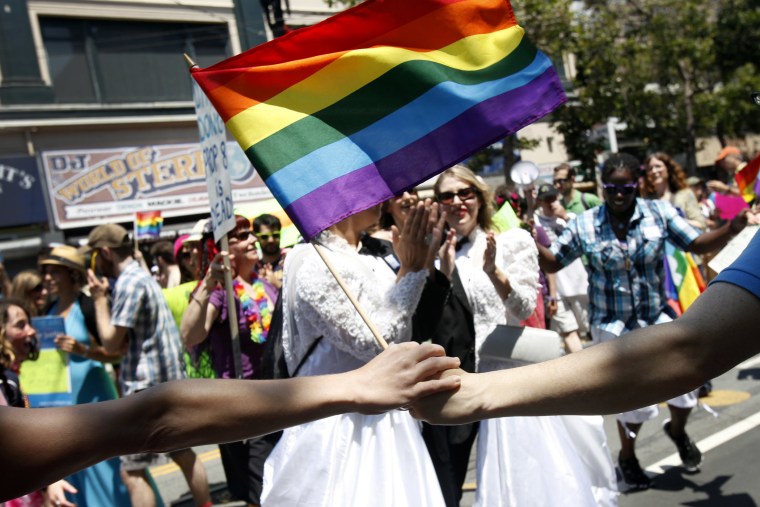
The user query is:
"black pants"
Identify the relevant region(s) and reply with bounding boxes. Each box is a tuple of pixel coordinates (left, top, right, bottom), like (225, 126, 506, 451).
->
(421, 422, 479, 507)
(219, 430, 282, 504)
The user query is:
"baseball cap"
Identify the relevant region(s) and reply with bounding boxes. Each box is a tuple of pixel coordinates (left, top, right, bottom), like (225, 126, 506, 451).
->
(186, 218, 210, 242)
(536, 183, 559, 201)
(85, 224, 131, 252)
(715, 146, 741, 163)
(40, 245, 86, 273)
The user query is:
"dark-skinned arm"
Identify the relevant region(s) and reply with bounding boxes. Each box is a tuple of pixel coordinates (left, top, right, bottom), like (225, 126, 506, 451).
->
(0, 342, 460, 501)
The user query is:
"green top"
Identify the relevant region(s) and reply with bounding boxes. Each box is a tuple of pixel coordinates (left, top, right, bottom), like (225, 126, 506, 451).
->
(563, 190, 602, 215)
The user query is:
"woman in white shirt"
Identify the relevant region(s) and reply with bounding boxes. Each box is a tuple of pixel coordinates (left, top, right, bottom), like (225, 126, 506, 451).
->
(262, 202, 447, 506)
(434, 165, 618, 507)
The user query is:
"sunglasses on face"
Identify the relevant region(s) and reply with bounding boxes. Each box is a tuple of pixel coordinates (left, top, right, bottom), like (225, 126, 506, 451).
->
(553, 178, 570, 185)
(602, 183, 638, 195)
(228, 230, 253, 243)
(541, 196, 559, 204)
(30, 284, 44, 293)
(256, 232, 281, 242)
(437, 186, 477, 205)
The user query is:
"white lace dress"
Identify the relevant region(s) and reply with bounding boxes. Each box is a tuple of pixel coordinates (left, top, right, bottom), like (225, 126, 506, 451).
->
(456, 228, 618, 507)
(261, 232, 446, 507)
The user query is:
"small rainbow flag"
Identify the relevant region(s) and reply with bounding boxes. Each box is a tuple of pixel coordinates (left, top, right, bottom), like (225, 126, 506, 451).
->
(135, 210, 163, 239)
(735, 153, 760, 204)
(192, 0, 566, 240)
(663, 242, 706, 316)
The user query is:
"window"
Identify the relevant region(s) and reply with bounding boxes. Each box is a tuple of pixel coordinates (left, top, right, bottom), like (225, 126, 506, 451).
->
(40, 18, 230, 103)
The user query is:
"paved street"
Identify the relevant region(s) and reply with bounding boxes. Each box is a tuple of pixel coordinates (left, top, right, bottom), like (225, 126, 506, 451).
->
(156, 354, 760, 506)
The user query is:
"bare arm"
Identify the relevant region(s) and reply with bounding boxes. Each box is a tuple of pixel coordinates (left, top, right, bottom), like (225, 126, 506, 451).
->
(412, 281, 760, 424)
(180, 258, 224, 347)
(0, 341, 461, 501)
(688, 209, 758, 255)
(89, 292, 128, 355)
(54, 334, 122, 364)
(536, 242, 563, 274)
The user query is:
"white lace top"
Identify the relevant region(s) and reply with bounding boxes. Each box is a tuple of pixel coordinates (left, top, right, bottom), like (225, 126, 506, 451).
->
(454, 227, 539, 370)
(282, 231, 429, 374)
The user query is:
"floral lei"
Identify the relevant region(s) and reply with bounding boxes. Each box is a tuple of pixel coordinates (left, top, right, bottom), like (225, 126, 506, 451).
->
(232, 277, 272, 344)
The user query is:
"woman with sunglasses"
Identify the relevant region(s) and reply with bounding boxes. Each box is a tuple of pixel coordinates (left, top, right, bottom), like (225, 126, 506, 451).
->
(261, 202, 447, 507)
(371, 189, 420, 242)
(535, 153, 758, 489)
(10, 270, 48, 317)
(180, 215, 278, 507)
(0, 299, 77, 507)
(431, 165, 617, 506)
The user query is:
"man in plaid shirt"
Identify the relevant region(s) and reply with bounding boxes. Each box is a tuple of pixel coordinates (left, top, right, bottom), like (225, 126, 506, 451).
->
(85, 224, 212, 507)
(537, 153, 756, 490)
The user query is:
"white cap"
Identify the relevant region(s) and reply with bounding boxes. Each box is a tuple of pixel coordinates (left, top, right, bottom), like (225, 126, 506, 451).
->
(186, 218, 210, 242)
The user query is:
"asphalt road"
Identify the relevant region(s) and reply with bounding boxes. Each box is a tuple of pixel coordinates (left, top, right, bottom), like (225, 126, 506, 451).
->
(156, 354, 760, 506)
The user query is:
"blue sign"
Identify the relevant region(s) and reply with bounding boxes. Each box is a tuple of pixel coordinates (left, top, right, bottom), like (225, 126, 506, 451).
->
(0, 156, 48, 227)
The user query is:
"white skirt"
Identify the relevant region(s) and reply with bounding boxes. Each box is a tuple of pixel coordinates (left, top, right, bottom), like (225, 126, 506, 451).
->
(475, 414, 618, 507)
(263, 410, 446, 507)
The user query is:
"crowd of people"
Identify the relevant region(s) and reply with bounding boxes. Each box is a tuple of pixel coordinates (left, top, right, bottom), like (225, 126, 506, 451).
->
(0, 145, 759, 507)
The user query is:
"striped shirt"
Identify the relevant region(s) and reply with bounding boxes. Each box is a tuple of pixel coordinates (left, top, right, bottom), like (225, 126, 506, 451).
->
(551, 199, 700, 335)
(111, 260, 185, 395)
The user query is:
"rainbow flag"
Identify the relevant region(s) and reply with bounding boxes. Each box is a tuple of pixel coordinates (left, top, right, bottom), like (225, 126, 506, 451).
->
(735, 153, 760, 204)
(192, 0, 566, 240)
(663, 242, 706, 316)
(135, 210, 163, 239)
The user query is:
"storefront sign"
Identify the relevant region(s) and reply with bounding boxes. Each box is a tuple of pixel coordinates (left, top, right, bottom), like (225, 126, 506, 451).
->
(0, 156, 49, 228)
(40, 143, 271, 229)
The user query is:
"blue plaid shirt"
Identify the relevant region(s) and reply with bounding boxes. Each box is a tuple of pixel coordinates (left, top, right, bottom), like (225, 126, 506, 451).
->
(111, 260, 185, 395)
(551, 199, 700, 335)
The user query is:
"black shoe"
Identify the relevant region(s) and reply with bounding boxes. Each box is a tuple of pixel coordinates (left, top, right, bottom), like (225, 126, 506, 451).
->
(618, 453, 651, 490)
(663, 420, 702, 472)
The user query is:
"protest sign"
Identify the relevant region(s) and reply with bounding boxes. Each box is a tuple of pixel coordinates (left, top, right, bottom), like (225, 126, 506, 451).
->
(708, 225, 758, 274)
(19, 316, 72, 407)
(193, 80, 236, 242)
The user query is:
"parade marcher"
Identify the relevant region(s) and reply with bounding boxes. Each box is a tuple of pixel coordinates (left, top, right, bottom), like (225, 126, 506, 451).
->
(10, 270, 47, 317)
(252, 213, 286, 290)
(1, 299, 77, 507)
(429, 166, 617, 506)
(40, 245, 129, 506)
(84, 223, 212, 507)
(181, 215, 278, 507)
(643, 152, 706, 230)
(150, 240, 182, 289)
(553, 163, 602, 215)
(534, 183, 590, 353)
(709, 146, 757, 205)
(262, 202, 448, 506)
(1, 340, 460, 503)
(534, 153, 758, 488)
(371, 189, 420, 242)
(413, 225, 760, 433)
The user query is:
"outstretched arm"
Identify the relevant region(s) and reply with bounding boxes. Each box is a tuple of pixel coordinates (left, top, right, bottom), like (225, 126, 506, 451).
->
(412, 280, 760, 424)
(0, 342, 460, 500)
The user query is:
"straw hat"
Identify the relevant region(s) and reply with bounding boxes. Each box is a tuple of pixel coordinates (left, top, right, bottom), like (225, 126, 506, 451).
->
(40, 245, 86, 273)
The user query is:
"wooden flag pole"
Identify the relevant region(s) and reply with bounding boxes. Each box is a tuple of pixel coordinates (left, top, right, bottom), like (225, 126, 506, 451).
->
(311, 241, 389, 350)
(221, 236, 244, 379)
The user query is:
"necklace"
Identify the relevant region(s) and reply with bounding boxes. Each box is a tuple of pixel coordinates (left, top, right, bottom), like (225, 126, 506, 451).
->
(232, 277, 272, 344)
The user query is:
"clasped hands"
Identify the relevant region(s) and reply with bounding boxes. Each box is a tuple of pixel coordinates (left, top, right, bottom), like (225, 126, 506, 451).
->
(353, 341, 479, 425)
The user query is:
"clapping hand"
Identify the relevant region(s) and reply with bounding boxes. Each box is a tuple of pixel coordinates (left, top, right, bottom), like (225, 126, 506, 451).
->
(393, 200, 444, 275)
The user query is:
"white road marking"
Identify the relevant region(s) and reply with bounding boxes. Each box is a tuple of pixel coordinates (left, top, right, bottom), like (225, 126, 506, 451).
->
(646, 410, 760, 474)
